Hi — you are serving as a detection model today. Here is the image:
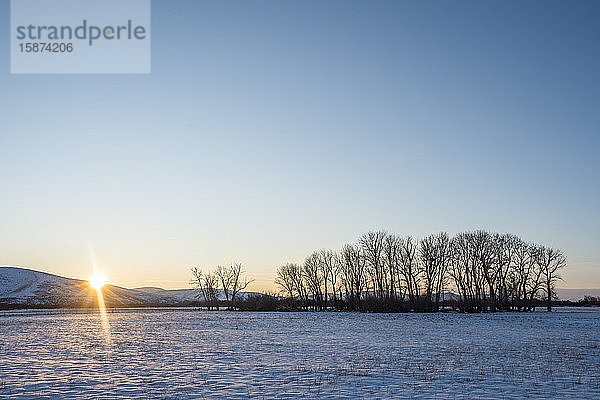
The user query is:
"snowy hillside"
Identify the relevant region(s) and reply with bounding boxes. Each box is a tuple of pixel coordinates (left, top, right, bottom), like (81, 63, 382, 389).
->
(0, 267, 197, 307)
(132, 286, 258, 302)
(131, 287, 201, 302)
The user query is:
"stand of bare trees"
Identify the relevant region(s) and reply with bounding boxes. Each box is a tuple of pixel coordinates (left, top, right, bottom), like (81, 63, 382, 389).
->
(275, 230, 567, 313)
(191, 263, 253, 310)
(188, 231, 566, 313)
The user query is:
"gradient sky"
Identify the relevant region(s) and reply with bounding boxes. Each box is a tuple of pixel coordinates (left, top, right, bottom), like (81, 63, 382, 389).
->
(1, 0, 599, 291)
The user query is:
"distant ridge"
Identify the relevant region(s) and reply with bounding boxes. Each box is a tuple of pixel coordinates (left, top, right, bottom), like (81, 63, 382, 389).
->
(555, 288, 600, 301)
(0, 266, 200, 308)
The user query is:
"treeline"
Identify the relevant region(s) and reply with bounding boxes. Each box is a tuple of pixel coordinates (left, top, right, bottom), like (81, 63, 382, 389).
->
(576, 296, 600, 307)
(273, 230, 567, 313)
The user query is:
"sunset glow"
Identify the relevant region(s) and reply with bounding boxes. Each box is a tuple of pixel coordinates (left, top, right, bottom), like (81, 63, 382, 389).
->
(89, 272, 108, 290)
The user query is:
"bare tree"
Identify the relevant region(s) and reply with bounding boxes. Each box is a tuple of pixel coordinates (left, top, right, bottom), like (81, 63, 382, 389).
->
(399, 236, 420, 308)
(449, 232, 486, 312)
(319, 249, 336, 309)
(340, 243, 367, 310)
(275, 263, 298, 298)
(191, 266, 206, 302)
(216, 263, 253, 309)
(508, 239, 535, 311)
(303, 252, 324, 310)
(537, 246, 567, 311)
(215, 265, 231, 303)
(526, 245, 545, 311)
(474, 230, 498, 312)
(360, 231, 387, 299)
(494, 234, 519, 311)
(331, 252, 342, 305)
(275, 262, 308, 308)
(449, 234, 471, 311)
(383, 233, 402, 301)
(419, 232, 450, 311)
(229, 263, 254, 305)
(191, 267, 220, 310)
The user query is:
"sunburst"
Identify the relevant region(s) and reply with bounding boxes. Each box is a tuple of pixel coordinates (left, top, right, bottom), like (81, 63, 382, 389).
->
(89, 272, 108, 290)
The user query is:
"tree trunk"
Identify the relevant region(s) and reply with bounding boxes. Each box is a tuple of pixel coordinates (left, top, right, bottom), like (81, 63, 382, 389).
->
(546, 280, 552, 312)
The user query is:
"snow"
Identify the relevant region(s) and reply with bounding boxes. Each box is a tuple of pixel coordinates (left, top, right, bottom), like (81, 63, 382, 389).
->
(0, 266, 162, 306)
(0, 309, 598, 399)
(0, 266, 80, 300)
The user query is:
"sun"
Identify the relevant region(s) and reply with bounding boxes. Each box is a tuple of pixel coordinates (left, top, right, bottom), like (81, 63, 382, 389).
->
(89, 272, 108, 290)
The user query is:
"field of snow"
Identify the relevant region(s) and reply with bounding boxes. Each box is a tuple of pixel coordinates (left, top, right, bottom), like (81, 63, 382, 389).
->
(0, 309, 599, 399)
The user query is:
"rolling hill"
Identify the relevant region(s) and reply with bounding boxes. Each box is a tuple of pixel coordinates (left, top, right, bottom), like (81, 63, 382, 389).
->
(0, 266, 202, 308)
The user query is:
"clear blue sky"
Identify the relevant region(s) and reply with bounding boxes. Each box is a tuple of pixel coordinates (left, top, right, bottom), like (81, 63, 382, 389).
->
(1, 0, 599, 290)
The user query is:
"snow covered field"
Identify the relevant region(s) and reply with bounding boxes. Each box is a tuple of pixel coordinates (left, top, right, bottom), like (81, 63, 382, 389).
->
(0, 309, 599, 399)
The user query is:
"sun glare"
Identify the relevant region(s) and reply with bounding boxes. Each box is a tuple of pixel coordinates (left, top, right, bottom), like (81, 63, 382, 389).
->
(89, 272, 108, 290)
